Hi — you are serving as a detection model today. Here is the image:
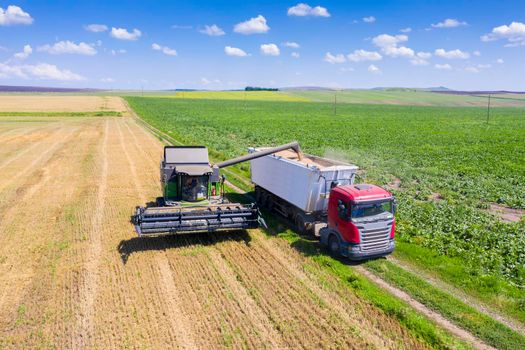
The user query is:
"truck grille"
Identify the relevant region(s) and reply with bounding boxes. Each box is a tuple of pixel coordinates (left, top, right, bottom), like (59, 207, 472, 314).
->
(358, 223, 392, 252)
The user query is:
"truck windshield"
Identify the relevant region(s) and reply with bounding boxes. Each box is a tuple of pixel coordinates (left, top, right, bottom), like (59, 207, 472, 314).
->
(351, 200, 393, 218)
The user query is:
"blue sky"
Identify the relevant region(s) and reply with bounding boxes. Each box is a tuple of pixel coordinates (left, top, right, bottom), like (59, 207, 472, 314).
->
(1, 0, 524, 90)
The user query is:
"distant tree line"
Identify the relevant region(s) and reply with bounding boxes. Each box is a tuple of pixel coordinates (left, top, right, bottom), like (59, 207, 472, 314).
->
(245, 86, 279, 91)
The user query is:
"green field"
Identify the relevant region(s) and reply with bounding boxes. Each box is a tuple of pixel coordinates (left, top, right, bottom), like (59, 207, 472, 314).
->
(127, 96, 525, 327)
(286, 89, 525, 107)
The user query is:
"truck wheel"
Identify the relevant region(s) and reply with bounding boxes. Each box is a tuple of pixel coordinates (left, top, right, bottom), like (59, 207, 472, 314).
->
(265, 195, 274, 211)
(328, 235, 340, 257)
(295, 214, 307, 235)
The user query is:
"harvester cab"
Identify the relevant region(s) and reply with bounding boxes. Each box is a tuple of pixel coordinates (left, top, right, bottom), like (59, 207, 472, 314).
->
(159, 146, 221, 206)
(133, 142, 302, 237)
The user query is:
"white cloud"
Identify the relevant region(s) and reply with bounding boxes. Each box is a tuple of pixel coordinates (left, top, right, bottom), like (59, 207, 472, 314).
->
(24, 63, 84, 80)
(282, 41, 300, 48)
(0, 62, 84, 80)
(13, 44, 32, 60)
(431, 18, 467, 28)
(477, 64, 491, 69)
(400, 27, 412, 33)
(496, 58, 504, 64)
(368, 64, 381, 74)
(110, 27, 142, 40)
(434, 63, 452, 70)
(481, 22, 525, 47)
(233, 15, 269, 34)
(110, 49, 126, 56)
(347, 49, 382, 62)
(324, 52, 346, 64)
(0, 62, 26, 78)
(383, 46, 414, 58)
(371, 34, 414, 58)
(473, 50, 481, 56)
(291, 52, 300, 58)
(200, 24, 225, 36)
(416, 52, 432, 59)
(152, 43, 177, 56)
(465, 66, 479, 73)
(340, 67, 354, 72)
(100, 77, 114, 83)
(363, 16, 376, 23)
(434, 48, 470, 59)
(410, 51, 432, 65)
(372, 34, 408, 48)
(0, 5, 33, 26)
(287, 3, 330, 17)
(260, 43, 280, 56)
(85, 24, 108, 33)
(225, 46, 248, 57)
(38, 40, 97, 55)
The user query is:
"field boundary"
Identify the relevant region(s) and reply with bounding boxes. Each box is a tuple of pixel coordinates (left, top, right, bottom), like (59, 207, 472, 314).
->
(123, 97, 503, 349)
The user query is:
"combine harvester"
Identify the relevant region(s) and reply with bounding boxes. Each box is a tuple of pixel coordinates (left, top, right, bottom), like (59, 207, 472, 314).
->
(133, 142, 302, 236)
(133, 141, 396, 260)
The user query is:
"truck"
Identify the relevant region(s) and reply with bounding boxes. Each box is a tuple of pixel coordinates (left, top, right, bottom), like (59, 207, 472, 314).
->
(249, 146, 396, 260)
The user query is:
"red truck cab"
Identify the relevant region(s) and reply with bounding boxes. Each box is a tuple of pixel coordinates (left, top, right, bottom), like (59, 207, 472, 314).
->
(320, 184, 396, 260)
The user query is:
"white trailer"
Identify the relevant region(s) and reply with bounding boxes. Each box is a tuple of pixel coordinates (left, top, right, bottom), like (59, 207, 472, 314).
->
(249, 148, 358, 234)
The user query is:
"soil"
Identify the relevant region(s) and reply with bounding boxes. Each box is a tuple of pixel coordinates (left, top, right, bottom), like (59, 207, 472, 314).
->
(488, 204, 524, 223)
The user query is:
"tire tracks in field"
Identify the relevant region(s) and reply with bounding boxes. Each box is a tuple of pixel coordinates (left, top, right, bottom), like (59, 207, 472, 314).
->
(205, 248, 288, 349)
(387, 256, 525, 335)
(250, 231, 407, 349)
(71, 119, 109, 349)
(115, 118, 197, 349)
(355, 266, 495, 350)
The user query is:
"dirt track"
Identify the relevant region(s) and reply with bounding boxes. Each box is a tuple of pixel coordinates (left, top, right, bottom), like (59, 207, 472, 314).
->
(0, 115, 430, 349)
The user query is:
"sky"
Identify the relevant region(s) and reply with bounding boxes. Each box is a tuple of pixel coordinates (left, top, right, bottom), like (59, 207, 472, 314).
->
(0, 0, 524, 90)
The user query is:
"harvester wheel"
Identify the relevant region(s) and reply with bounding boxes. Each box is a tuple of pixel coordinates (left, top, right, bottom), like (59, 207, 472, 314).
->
(156, 197, 165, 207)
(328, 235, 341, 257)
(255, 187, 262, 203)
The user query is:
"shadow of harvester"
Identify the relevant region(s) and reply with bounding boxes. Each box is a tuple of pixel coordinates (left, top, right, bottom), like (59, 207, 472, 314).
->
(117, 230, 252, 264)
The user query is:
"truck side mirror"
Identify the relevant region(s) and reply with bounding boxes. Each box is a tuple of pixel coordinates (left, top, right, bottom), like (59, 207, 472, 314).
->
(393, 198, 397, 214)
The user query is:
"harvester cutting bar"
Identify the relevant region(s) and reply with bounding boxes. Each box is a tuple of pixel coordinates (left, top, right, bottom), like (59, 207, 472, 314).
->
(133, 203, 259, 236)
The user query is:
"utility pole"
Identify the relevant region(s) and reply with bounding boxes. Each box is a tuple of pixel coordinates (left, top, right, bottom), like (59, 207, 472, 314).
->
(486, 94, 491, 124)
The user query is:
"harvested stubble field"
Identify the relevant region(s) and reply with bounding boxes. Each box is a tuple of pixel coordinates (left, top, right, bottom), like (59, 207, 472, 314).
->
(0, 95, 127, 113)
(0, 112, 434, 349)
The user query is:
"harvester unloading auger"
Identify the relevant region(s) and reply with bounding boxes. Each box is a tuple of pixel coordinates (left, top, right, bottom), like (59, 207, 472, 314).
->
(132, 142, 303, 236)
